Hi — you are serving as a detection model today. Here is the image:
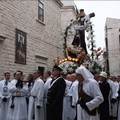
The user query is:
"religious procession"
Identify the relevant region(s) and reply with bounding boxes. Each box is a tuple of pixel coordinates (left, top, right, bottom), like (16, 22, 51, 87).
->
(1, 65, 120, 120)
(1, 1, 120, 120)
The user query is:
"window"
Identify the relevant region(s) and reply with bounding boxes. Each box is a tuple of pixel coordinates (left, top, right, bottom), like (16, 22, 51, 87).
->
(38, 66, 45, 78)
(38, 0, 44, 22)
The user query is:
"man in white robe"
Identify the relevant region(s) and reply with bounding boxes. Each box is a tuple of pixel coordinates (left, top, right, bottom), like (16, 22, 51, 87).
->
(61, 72, 72, 120)
(7, 70, 29, 120)
(75, 65, 104, 120)
(43, 70, 51, 83)
(44, 72, 52, 120)
(44, 77, 52, 104)
(107, 76, 116, 117)
(110, 77, 119, 119)
(0, 72, 11, 120)
(116, 76, 120, 120)
(66, 73, 79, 120)
(28, 70, 44, 120)
(68, 74, 79, 107)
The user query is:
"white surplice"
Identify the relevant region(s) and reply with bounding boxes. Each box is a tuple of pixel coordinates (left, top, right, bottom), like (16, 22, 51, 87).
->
(108, 79, 119, 117)
(66, 80, 79, 120)
(7, 80, 29, 120)
(44, 77, 52, 120)
(44, 77, 52, 104)
(62, 80, 72, 120)
(28, 77, 44, 120)
(117, 82, 120, 120)
(111, 81, 119, 118)
(0, 79, 11, 120)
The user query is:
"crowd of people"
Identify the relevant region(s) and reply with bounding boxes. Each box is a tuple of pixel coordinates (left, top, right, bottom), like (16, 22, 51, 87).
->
(0, 65, 120, 120)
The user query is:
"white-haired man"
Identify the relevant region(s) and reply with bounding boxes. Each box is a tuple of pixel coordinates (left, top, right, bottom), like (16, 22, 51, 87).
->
(75, 65, 104, 120)
(98, 71, 110, 120)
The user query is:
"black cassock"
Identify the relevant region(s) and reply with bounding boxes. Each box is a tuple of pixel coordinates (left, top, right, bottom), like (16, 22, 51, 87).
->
(99, 81, 110, 120)
(46, 77, 66, 120)
(71, 15, 87, 54)
(72, 30, 87, 54)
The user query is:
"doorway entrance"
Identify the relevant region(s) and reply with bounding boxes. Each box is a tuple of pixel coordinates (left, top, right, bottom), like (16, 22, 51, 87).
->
(38, 66, 45, 78)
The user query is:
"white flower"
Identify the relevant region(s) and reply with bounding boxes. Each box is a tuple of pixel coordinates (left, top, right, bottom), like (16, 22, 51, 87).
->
(68, 67, 74, 73)
(81, 17, 85, 21)
(59, 61, 78, 73)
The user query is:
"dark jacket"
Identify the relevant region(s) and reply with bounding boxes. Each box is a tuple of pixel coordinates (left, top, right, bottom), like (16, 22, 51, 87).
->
(99, 80, 110, 120)
(46, 77, 66, 120)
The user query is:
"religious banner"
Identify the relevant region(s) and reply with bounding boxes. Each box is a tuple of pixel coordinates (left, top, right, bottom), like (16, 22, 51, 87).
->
(15, 28, 27, 64)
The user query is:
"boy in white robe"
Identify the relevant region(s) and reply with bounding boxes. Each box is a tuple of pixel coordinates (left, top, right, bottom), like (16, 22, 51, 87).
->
(44, 73, 52, 120)
(116, 76, 120, 120)
(76, 65, 104, 120)
(67, 73, 79, 120)
(107, 76, 117, 118)
(110, 76, 119, 119)
(61, 72, 72, 120)
(0, 72, 11, 120)
(28, 70, 44, 120)
(43, 70, 51, 83)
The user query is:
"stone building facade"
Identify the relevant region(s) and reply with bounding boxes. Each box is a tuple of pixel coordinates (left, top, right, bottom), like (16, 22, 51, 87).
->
(105, 18, 120, 76)
(0, 0, 63, 78)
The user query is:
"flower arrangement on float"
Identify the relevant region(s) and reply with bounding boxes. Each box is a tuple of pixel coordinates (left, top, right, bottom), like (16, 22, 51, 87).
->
(54, 9, 104, 74)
